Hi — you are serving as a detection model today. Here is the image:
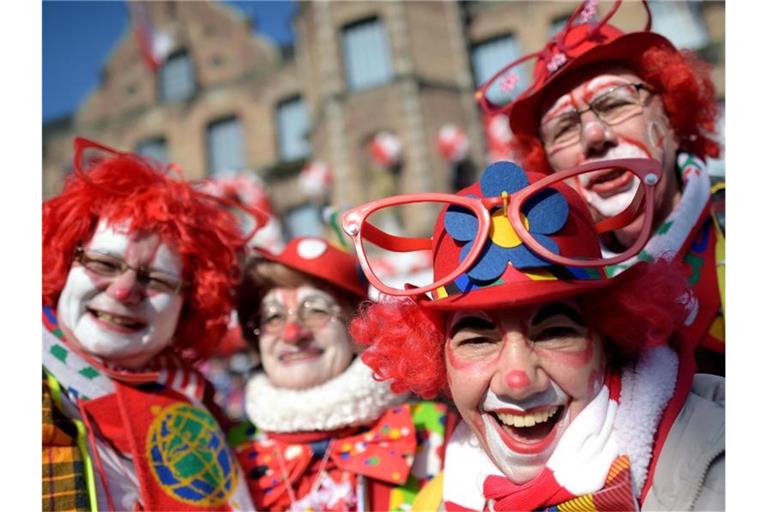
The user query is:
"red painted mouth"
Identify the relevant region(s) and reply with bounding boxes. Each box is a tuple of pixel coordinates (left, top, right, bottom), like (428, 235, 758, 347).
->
(488, 406, 564, 455)
(278, 347, 324, 365)
(88, 307, 146, 333)
(586, 169, 635, 198)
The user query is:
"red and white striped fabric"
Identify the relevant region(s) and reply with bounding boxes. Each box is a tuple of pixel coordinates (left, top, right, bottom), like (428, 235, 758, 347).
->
(128, 1, 173, 73)
(437, 124, 470, 163)
(369, 132, 403, 168)
(299, 160, 333, 199)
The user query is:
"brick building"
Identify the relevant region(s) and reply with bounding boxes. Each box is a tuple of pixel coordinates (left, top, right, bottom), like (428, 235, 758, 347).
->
(43, 0, 725, 240)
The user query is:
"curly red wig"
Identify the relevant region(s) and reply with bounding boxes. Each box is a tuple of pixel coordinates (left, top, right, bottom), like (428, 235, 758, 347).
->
(350, 260, 690, 399)
(510, 46, 721, 174)
(42, 149, 246, 361)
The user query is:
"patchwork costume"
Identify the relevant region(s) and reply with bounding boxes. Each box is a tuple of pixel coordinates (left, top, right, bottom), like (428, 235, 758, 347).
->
(43, 307, 254, 511)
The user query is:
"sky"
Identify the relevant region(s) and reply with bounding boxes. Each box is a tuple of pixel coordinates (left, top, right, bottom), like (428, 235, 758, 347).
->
(42, 0, 297, 122)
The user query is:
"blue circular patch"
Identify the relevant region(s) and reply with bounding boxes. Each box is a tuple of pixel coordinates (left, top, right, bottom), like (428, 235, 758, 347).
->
(146, 403, 237, 507)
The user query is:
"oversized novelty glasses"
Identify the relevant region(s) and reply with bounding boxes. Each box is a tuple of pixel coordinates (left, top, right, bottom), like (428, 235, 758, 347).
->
(341, 158, 661, 297)
(255, 296, 341, 335)
(74, 245, 187, 294)
(72, 137, 269, 242)
(475, 0, 652, 116)
(541, 82, 654, 149)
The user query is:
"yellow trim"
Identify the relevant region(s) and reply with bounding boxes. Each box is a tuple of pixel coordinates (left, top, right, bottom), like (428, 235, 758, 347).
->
(411, 471, 444, 511)
(45, 372, 99, 512)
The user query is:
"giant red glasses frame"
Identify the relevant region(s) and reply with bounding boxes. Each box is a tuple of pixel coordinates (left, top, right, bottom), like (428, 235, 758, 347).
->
(341, 158, 661, 297)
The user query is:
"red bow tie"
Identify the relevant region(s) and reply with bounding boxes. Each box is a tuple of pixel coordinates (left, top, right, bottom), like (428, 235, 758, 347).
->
(238, 404, 417, 509)
(482, 455, 637, 511)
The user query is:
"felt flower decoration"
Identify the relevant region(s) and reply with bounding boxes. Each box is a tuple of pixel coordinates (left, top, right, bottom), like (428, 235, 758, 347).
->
(444, 161, 569, 283)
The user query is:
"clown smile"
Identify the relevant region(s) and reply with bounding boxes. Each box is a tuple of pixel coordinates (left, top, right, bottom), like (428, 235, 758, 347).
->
(486, 405, 565, 454)
(585, 168, 635, 197)
(278, 347, 324, 364)
(87, 307, 147, 333)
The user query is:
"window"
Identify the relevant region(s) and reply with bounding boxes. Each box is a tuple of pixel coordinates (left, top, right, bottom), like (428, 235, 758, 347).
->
(284, 204, 324, 239)
(471, 34, 528, 105)
(342, 18, 393, 91)
(135, 137, 168, 164)
(275, 96, 310, 161)
(648, 1, 708, 50)
(207, 117, 245, 176)
(159, 51, 195, 102)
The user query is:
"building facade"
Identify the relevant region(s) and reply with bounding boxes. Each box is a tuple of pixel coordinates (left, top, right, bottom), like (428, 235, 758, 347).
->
(43, 0, 725, 239)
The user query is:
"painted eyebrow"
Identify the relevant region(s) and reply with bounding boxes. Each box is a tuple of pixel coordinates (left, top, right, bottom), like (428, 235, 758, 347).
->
(530, 303, 585, 326)
(449, 316, 496, 338)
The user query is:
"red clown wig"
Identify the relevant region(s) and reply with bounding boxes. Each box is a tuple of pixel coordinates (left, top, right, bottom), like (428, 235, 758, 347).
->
(350, 260, 690, 399)
(43, 143, 247, 361)
(510, 46, 721, 175)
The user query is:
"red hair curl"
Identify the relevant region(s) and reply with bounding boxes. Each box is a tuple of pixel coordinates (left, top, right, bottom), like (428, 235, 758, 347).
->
(510, 46, 721, 173)
(42, 150, 246, 362)
(350, 260, 690, 399)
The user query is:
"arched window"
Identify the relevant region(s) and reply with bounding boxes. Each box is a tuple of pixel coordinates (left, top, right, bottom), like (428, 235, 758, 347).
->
(135, 136, 168, 164)
(158, 50, 196, 102)
(206, 116, 245, 175)
(342, 17, 393, 91)
(275, 96, 310, 161)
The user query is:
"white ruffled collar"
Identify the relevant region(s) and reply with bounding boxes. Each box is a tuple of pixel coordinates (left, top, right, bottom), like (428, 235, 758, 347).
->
(244, 356, 407, 433)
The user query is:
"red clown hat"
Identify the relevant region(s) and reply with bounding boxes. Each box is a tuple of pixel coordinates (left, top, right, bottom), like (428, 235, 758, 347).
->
(508, 17, 675, 138)
(420, 161, 641, 311)
(257, 237, 369, 299)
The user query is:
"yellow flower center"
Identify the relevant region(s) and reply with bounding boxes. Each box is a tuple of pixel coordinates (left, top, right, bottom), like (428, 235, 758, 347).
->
(490, 209, 528, 248)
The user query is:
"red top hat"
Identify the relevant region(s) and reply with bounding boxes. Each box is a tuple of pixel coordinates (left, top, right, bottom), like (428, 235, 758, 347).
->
(257, 237, 369, 299)
(507, 2, 676, 138)
(420, 161, 640, 311)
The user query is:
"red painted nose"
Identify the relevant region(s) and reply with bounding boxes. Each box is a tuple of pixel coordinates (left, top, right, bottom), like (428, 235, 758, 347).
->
(504, 370, 531, 389)
(282, 322, 310, 343)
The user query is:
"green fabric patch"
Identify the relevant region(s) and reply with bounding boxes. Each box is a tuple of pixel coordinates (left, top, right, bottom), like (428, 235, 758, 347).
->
(51, 344, 68, 363)
(78, 367, 100, 380)
(656, 220, 673, 235)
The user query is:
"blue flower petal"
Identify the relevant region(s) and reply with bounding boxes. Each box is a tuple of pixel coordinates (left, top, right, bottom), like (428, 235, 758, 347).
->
(510, 233, 562, 269)
(461, 240, 512, 282)
(507, 244, 550, 269)
(444, 204, 478, 242)
(522, 188, 569, 235)
(480, 161, 529, 198)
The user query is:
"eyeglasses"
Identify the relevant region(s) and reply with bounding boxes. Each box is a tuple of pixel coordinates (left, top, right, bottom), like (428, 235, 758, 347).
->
(541, 83, 654, 149)
(341, 158, 661, 298)
(256, 296, 341, 335)
(475, 0, 653, 116)
(74, 245, 186, 294)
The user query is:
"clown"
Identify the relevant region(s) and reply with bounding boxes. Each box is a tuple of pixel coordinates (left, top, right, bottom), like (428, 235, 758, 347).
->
(480, 0, 724, 374)
(229, 237, 451, 511)
(348, 160, 724, 511)
(42, 138, 255, 511)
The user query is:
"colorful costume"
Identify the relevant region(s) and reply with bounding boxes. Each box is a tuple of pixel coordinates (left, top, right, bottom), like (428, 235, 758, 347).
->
(43, 307, 253, 511)
(42, 138, 260, 511)
(231, 358, 451, 511)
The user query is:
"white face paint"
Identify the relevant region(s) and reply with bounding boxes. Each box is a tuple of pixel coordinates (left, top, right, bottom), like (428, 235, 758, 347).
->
(575, 142, 648, 218)
(481, 384, 570, 483)
(57, 221, 184, 369)
(258, 285, 354, 390)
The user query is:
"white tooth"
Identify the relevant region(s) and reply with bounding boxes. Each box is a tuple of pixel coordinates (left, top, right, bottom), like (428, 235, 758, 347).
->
(513, 415, 527, 428)
(534, 411, 547, 424)
(523, 415, 535, 427)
